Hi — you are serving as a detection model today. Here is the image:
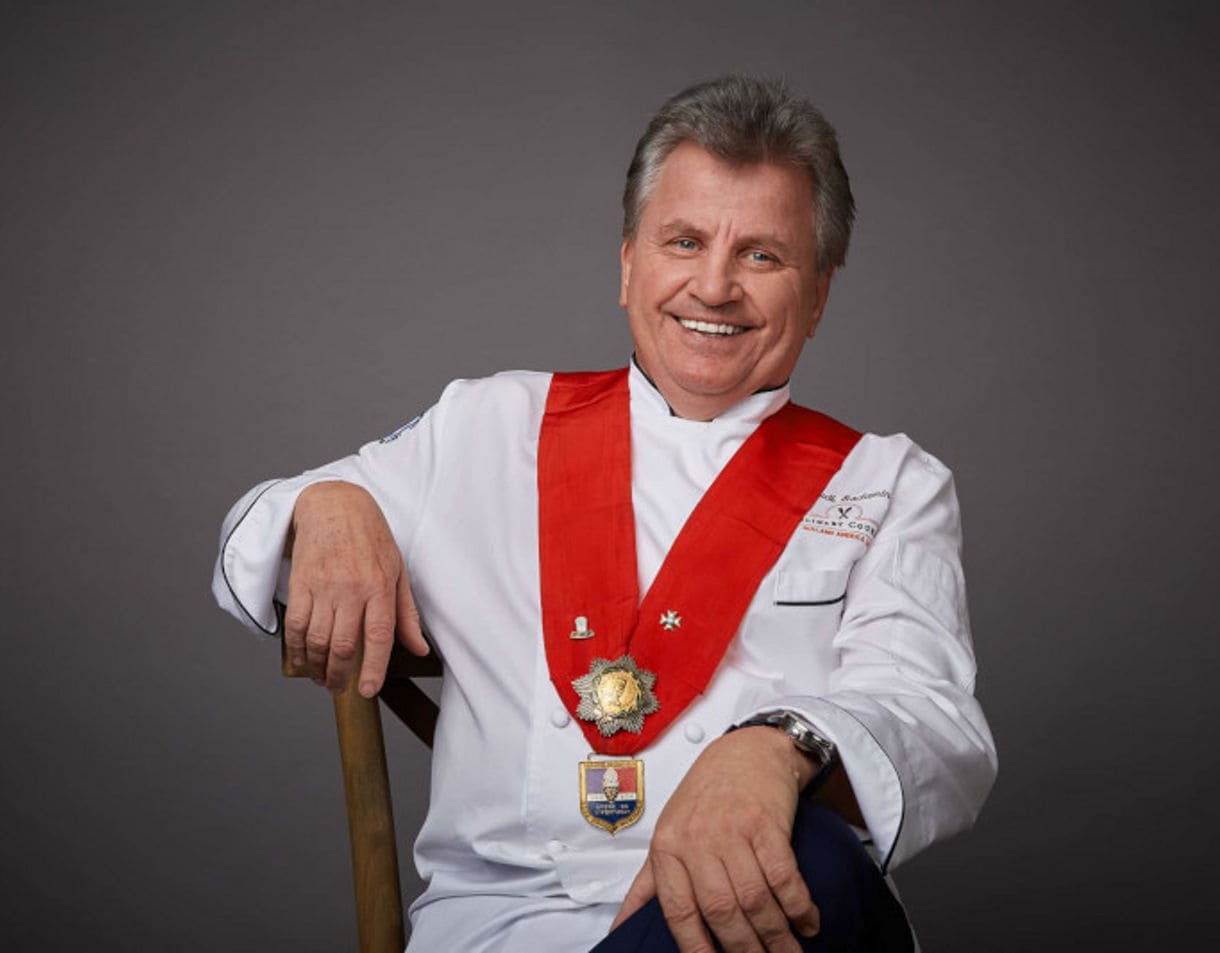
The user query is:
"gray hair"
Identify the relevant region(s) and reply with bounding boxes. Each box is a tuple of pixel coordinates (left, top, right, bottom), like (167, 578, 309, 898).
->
(622, 74, 855, 273)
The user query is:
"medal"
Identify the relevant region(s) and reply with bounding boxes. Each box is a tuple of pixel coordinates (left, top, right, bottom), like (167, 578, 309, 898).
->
(578, 755, 645, 834)
(572, 655, 660, 737)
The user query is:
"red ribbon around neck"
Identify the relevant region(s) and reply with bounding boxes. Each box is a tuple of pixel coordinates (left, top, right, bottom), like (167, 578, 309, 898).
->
(538, 368, 860, 755)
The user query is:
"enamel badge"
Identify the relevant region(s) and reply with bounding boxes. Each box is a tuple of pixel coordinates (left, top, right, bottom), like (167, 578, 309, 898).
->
(572, 655, 660, 737)
(579, 757, 645, 834)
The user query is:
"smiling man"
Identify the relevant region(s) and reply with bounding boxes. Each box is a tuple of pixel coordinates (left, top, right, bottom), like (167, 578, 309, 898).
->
(214, 75, 996, 952)
(621, 140, 830, 422)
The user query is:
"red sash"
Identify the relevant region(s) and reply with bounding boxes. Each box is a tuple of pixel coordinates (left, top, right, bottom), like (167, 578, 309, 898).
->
(538, 368, 861, 755)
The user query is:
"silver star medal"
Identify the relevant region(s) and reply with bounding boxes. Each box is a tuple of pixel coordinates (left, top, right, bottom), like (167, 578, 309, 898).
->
(572, 655, 660, 737)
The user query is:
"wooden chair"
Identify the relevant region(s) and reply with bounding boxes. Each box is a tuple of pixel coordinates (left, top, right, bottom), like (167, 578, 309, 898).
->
(281, 640, 442, 953)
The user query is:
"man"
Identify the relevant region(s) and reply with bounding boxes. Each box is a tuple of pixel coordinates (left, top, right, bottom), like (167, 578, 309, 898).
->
(214, 75, 996, 951)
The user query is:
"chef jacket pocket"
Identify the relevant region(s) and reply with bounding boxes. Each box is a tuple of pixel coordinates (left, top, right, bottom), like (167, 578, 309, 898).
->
(730, 567, 849, 682)
(773, 568, 850, 606)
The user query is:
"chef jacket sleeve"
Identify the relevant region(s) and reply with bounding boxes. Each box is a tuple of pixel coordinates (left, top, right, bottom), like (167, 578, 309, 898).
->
(738, 440, 997, 872)
(211, 396, 449, 637)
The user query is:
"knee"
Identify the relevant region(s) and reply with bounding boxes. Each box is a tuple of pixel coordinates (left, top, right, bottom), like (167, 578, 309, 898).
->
(790, 801, 912, 952)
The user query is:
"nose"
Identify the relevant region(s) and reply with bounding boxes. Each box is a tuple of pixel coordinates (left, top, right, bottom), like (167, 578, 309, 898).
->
(689, 248, 742, 308)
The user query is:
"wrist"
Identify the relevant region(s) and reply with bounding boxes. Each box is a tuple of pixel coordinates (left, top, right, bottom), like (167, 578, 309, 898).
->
(728, 710, 839, 795)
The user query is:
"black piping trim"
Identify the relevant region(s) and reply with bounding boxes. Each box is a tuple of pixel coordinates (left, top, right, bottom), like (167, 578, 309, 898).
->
(220, 479, 287, 636)
(630, 353, 788, 417)
(775, 594, 847, 607)
(830, 703, 907, 875)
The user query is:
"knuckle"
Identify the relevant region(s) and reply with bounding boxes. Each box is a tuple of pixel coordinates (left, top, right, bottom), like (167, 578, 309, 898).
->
(650, 827, 685, 856)
(364, 565, 394, 597)
(329, 639, 356, 662)
(364, 619, 394, 643)
(661, 895, 701, 927)
(305, 631, 330, 652)
(761, 858, 800, 893)
(756, 919, 792, 945)
(699, 890, 738, 925)
(737, 882, 771, 915)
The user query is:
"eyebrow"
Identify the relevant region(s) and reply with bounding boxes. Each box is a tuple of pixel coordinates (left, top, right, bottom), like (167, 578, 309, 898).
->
(656, 218, 706, 240)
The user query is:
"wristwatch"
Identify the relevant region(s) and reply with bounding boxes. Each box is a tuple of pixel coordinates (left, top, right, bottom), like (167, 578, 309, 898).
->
(730, 709, 839, 792)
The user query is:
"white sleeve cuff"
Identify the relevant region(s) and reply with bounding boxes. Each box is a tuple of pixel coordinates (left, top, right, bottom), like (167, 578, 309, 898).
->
(211, 472, 348, 635)
(737, 694, 905, 871)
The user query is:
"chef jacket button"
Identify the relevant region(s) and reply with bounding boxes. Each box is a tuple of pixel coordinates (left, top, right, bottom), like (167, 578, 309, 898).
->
(684, 722, 705, 743)
(551, 708, 571, 728)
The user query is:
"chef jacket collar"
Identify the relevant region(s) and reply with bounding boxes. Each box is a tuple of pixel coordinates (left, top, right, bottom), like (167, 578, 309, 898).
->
(629, 354, 792, 429)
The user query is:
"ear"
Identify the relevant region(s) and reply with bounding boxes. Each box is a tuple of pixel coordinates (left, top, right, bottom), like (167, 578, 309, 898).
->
(805, 270, 833, 339)
(619, 239, 634, 308)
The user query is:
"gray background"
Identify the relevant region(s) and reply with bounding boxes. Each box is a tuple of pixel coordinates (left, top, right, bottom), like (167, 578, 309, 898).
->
(3, 1, 1217, 950)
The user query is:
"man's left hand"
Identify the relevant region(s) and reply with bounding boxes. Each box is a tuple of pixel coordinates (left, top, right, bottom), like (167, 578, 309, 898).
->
(612, 726, 822, 952)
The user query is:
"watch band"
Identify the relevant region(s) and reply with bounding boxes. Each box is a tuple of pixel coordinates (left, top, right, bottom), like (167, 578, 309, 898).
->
(729, 709, 840, 794)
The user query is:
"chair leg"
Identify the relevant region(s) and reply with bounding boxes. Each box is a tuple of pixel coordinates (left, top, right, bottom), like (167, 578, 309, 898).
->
(334, 685, 406, 953)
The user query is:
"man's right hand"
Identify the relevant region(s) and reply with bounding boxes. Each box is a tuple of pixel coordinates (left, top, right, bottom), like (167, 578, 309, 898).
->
(282, 480, 428, 698)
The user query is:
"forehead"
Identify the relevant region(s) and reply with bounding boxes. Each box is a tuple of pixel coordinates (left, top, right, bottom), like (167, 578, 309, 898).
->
(641, 141, 816, 244)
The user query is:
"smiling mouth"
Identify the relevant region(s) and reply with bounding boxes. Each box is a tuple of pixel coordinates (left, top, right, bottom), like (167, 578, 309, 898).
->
(674, 317, 748, 336)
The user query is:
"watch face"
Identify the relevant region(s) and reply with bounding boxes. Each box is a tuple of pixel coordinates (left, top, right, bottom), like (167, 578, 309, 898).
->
(776, 713, 835, 759)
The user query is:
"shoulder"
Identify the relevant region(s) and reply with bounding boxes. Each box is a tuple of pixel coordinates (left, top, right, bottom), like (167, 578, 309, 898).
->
(825, 431, 960, 532)
(849, 432, 953, 483)
(431, 369, 554, 426)
(835, 432, 963, 551)
(438, 368, 553, 403)
(417, 370, 556, 449)
(786, 403, 953, 484)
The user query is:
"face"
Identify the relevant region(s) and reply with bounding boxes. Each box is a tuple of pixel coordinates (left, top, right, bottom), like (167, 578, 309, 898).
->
(620, 141, 831, 420)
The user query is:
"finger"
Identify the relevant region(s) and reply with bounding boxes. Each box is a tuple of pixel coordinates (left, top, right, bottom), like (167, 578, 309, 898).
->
(396, 571, 429, 656)
(326, 601, 363, 694)
(358, 589, 396, 698)
(282, 581, 312, 673)
(683, 853, 766, 953)
(752, 830, 819, 939)
(651, 851, 720, 953)
(304, 602, 335, 682)
(722, 850, 802, 952)
(611, 859, 657, 931)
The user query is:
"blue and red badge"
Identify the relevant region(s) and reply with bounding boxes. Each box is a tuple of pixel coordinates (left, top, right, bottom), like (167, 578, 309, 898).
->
(578, 758, 645, 834)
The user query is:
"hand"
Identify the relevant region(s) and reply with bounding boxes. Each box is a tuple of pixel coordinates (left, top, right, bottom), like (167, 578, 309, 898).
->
(282, 480, 428, 697)
(612, 727, 821, 952)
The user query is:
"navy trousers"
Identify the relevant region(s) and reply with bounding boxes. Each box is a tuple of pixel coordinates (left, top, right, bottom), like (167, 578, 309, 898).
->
(590, 801, 915, 952)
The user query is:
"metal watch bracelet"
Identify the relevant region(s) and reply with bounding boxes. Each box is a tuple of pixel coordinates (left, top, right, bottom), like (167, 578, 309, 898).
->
(728, 709, 840, 795)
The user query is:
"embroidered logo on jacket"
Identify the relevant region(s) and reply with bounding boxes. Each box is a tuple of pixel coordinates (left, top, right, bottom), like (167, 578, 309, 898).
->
(379, 415, 421, 443)
(800, 491, 889, 546)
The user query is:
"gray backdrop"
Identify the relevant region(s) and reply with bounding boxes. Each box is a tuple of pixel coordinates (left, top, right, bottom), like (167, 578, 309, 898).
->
(3, 1, 1217, 950)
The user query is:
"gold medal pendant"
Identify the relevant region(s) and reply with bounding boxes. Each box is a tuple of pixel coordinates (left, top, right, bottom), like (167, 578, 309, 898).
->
(579, 756, 645, 834)
(571, 655, 660, 737)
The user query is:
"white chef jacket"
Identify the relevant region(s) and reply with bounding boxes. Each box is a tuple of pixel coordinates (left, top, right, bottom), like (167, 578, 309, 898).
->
(213, 362, 997, 952)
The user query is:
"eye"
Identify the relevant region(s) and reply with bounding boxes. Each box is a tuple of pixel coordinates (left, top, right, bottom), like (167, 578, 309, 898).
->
(746, 249, 776, 264)
(671, 237, 699, 252)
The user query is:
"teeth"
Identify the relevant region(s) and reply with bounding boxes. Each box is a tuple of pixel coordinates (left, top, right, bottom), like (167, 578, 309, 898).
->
(677, 318, 746, 336)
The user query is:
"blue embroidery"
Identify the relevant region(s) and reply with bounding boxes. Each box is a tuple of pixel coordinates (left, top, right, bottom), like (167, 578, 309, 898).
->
(379, 415, 421, 444)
